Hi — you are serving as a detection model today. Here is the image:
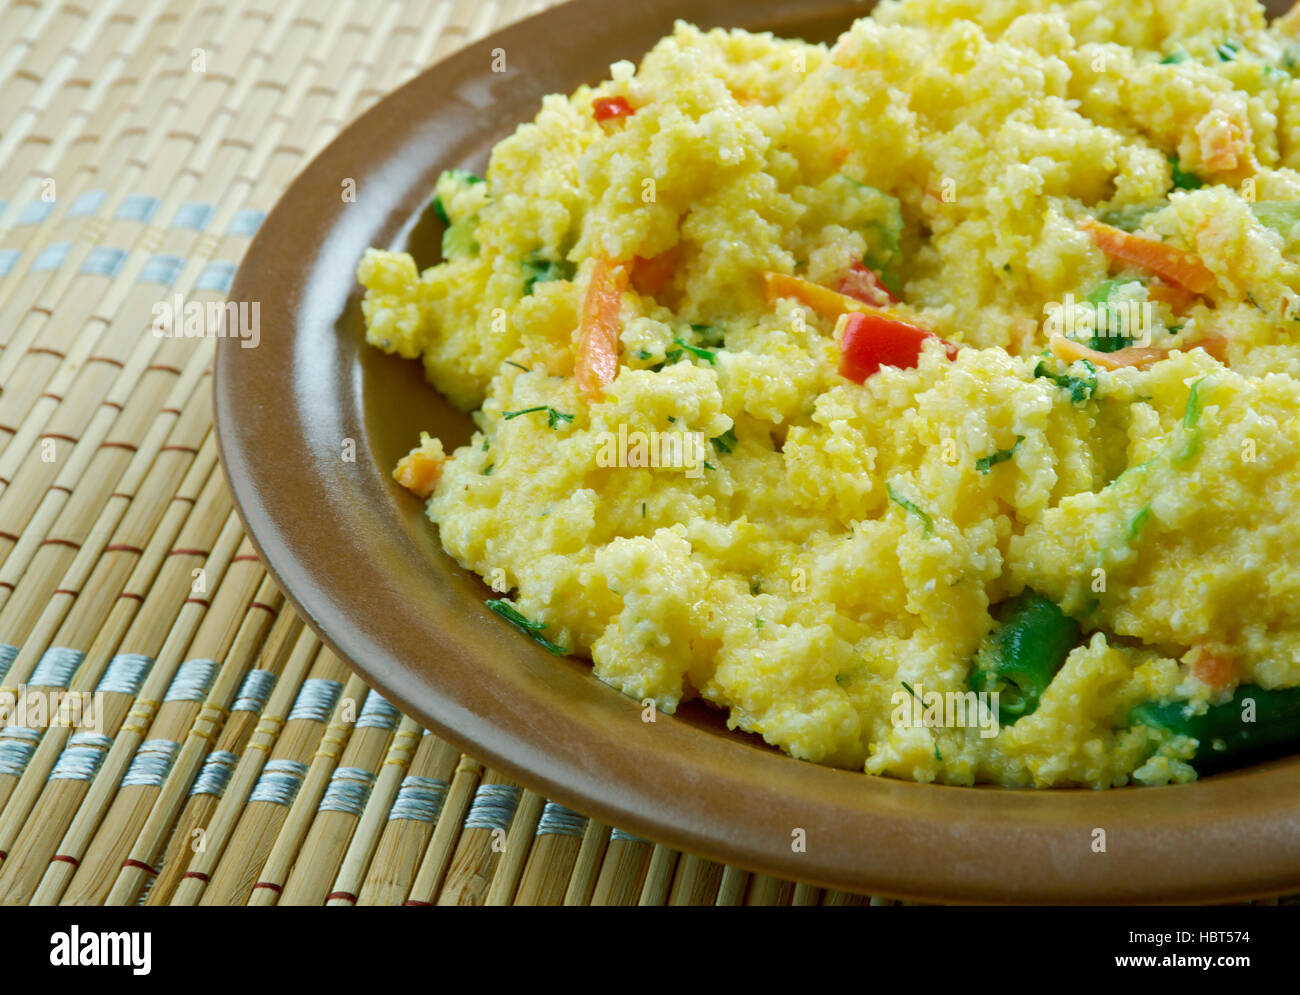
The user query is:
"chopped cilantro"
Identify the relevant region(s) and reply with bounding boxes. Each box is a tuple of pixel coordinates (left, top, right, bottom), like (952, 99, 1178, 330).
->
(671, 336, 717, 364)
(1216, 40, 1240, 62)
(750, 577, 762, 595)
(710, 428, 738, 454)
(754, 616, 765, 630)
(975, 435, 1025, 474)
(502, 405, 574, 430)
(1160, 50, 1189, 65)
(521, 252, 576, 295)
(486, 598, 568, 656)
(886, 482, 934, 536)
(1034, 359, 1097, 404)
(1168, 156, 1202, 191)
(1184, 377, 1207, 429)
(504, 360, 529, 372)
(482, 464, 494, 476)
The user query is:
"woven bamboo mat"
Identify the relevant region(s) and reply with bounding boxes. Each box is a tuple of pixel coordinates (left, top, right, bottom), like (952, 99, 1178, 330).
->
(0, 0, 1290, 909)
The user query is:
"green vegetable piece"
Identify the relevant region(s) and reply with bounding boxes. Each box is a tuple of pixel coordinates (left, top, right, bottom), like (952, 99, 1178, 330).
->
(501, 405, 574, 430)
(1130, 685, 1300, 772)
(522, 252, 576, 295)
(671, 336, 716, 364)
(486, 598, 568, 656)
(432, 168, 484, 225)
(1216, 40, 1240, 62)
(1168, 156, 1202, 191)
(1250, 201, 1300, 236)
(975, 435, 1024, 474)
(441, 216, 479, 258)
(1160, 50, 1189, 65)
(1098, 201, 1164, 232)
(886, 482, 934, 536)
(1126, 505, 1151, 543)
(1034, 359, 1097, 404)
(969, 590, 1082, 724)
(710, 428, 737, 454)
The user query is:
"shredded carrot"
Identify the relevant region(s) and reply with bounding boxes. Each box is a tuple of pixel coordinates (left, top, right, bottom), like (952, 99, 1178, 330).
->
(1078, 217, 1216, 296)
(1049, 333, 1167, 371)
(763, 272, 895, 323)
(593, 96, 634, 124)
(1145, 278, 1198, 314)
(393, 449, 444, 499)
(1189, 644, 1237, 693)
(575, 255, 630, 399)
(631, 246, 678, 298)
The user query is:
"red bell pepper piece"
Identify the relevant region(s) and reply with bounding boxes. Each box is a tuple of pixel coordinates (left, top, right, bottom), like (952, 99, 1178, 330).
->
(593, 96, 635, 124)
(836, 260, 896, 307)
(837, 312, 957, 382)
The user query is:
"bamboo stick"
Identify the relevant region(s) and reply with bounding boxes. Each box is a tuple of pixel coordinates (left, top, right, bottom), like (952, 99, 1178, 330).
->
(590, 829, 652, 907)
(637, 844, 679, 906)
(403, 755, 482, 905)
(195, 647, 349, 906)
(105, 573, 282, 905)
(746, 874, 795, 907)
(561, 818, 608, 906)
(482, 788, 544, 906)
(715, 865, 750, 906)
(667, 854, 724, 907)
(266, 679, 399, 906)
(144, 605, 301, 906)
(433, 769, 523, 906)
(354, 734, 459, 906)
(167, 625, 322, 906)
(322, 714, 423, 906)
(514, 801, 589, 906)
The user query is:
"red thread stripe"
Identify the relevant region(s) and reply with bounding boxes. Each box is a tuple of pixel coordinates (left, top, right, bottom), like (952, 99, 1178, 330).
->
(404, 900, 433, 906)
(168, 548, 208, 557)
(41, 538, 81, 549)
(51, 855, 80, 867)
(327, 891, 356, 904)
(121, 859, 157, 875)
(104, 544, 144, 554)
(249, 601, 277, 616)
(160, 445, 198, 454)
(252, 881, 282, 894)
(184, 597, 209, 607)
(182, 871, 209, 883)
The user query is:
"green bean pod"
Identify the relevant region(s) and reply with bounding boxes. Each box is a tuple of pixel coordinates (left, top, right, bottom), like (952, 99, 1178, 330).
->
(969, 590, 1082, 725)
(1130, 684, 1300, 772)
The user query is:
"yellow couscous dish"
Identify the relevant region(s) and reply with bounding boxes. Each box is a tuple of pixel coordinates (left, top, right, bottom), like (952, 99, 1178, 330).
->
(358, 0, 1300, 788)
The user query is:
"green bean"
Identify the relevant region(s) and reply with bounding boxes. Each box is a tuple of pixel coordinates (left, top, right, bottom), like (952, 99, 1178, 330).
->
(969, 590, 1082, 724)
(1130, 684, 1300, 772)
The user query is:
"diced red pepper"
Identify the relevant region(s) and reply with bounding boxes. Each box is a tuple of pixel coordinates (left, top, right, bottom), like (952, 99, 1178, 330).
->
(836, 260, 896, 307)
(593, 96, 635, 124)
(837, 312, 957, 382)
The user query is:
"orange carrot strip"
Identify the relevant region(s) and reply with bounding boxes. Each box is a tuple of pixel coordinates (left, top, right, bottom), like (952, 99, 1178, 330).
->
(1146, 278, 1198, 314)
(1079, 217, 1216, 295)
(393, 449, 444, 499)
(1049, 333, 1168, 371)
(763, 272, 896, 322)
(575, 255, 630, 400)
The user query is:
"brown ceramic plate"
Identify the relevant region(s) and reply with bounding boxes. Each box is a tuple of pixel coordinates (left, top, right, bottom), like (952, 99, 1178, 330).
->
(215, 0, 1300, 903)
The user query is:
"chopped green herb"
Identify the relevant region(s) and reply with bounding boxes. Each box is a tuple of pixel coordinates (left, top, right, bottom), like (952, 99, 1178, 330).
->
(431, 168, 483, 225)
(504, 360, 529, 372)
(901, 680, 918, 700)
(486, 598, 567, 656)
(933, 742, 943, 762)
(1160, 49, 1189, 65)
(482, 464, 494, 476)
(635, 349, 652, 360)
(975, 435, 1025, 474)
(710, 428, 738, 454)
(754, 616, 765, 630)
(1098, 202, 1164, 232)
(521, 252, 576, 295)
(1034, 359, 1097, 404)
(703, 461, 717, 471)
(502, 405, 574, 430)
(641, 502, 646, 518)
(482, 438, 490, 452)
(1246, 292, 1265, 314)
(689, 323, 725, 348)
(750, 577, 762, 595)
(1126, 505, 1151, 543)
(886, 482, 934, 536)
(1184, 377, 1208, 429)
(1168, 156, 1202, 191)
(672, 336, 717, 364)
(1216, 40, 1240, 62)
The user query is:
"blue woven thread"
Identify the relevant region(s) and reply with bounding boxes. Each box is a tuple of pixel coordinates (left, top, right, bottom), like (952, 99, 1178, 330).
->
(0, 728, 40, 777)
(610, 828, 647, 843)
(171, 201, 213, 231)
(139, 253, 184, 286)
(80, 246, 127, 277)
(536, 802, 588, 838)
(96, 653, 153, 696)
(16, 199, 54, 226)
(49, 733, 113, 781)
(231, 669, 275, 713)
(356, 691, 399, 731)
(194, 260, 236, 293)
(68, 189, 106, 216)
(32, 242, 70, 271)
(388, 776, 447, 823)
(190, 749, 239, 797)
(0, 643, 17, 682)
(121, 738, 179, 788)
(287, 679, 342, 724)
(249, 759, 309, 806)
(0, 249, 19, 278)
(162, 658, 219, 703)
(115, 194, 160, 223)
(318, 766, 375, 816)
(226, 208, 265, 237)
(29, 647, 85, 689)
(463, 783, 520, 832)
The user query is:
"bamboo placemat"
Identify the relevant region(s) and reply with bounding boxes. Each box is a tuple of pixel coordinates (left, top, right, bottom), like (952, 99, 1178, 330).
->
(0, 0, 1289, 908)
